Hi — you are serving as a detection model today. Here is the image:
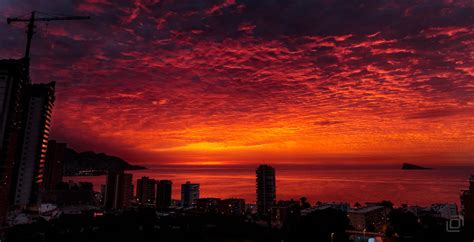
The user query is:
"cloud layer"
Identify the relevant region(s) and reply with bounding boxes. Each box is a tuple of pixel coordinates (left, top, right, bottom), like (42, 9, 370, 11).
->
(1, 0, 472, 165)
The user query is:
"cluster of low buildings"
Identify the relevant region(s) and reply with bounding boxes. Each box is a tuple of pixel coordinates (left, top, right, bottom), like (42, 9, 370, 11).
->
(98, 172, 203, 210)
(94, 173, 248, 217)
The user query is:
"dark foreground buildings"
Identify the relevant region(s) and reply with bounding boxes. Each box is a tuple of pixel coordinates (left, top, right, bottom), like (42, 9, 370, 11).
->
(256, 164, 276, 216)
(12, 82, 55, 208)
(104, 172, 133, 209)
(43, 140, 67, 190)
(136, 176, 156, 205)
(0, 59, 55, 225)
(218, 198, 246, 216)
(461, 175, 474, 222)
(156, 180, 172, 209)
(0, 59, 30, 225)
(41, 181, 95, 205)
(181, 181, 200, 207)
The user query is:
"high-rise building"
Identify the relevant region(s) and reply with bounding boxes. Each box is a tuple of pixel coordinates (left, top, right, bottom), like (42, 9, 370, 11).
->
(0, 59, 30, 225)
(136, 176, 156, 204)
(13, 82, 55, 207)
(156, 180, 172, 209)
(181, 181, 199, 207)
(104, 172, 133, 209)
(256, 164, 276, 215)
(461, 175, 474, 222)
(43, 140, 67, 190)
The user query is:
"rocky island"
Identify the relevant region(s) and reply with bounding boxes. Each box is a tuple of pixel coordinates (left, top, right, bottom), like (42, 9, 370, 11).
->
(402, 163, 432, 170)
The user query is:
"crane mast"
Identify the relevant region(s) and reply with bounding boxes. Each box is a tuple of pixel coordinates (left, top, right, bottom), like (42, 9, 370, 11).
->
(7, 11, 90, 74)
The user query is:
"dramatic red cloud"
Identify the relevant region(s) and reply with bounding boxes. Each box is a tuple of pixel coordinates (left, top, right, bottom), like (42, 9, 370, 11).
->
(1, 0, 472, 166)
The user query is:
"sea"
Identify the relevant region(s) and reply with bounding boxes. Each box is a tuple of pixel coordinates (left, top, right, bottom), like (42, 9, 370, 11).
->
(65, 164, 474, 206)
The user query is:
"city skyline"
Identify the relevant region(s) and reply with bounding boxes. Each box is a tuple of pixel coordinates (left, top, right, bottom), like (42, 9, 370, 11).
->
(0, 1, 473, 241)
(0, 1, 472, 167)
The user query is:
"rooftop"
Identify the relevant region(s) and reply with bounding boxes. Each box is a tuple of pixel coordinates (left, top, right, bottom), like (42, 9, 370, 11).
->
(349, 205, 384, 214)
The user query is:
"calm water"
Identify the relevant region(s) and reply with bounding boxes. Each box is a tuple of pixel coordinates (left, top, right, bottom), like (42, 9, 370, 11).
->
(65, 165, 474, 206)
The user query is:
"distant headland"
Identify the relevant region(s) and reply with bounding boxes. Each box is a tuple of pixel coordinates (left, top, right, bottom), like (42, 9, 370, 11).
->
(64, 148, 146, 176)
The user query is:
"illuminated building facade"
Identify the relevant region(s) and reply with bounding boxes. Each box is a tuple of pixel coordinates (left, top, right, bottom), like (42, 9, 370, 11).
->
(13, 82, 55, 207)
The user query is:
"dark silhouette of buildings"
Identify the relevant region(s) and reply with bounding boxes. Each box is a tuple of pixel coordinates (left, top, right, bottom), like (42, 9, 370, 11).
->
(43, 140, 67, 190)
(0, 62, 55, 221)
(271, 199, 301, 226)
(194, 198, 246, 215)
(156, 180, 172, 209)
(0, 60, 57, 225)
(348, 205, 387, 231)
(12, 82, 55, 208)
(104, 172, 133, 209)
(195, 198, 221, 213)
(41, 181, 95, 205)
(461, 175, 474, 222)
(218, 198, 246, 216)
(0, 59, 30, 225)
(136, 176, 156, 205)
(1, 11, 87, 225)
(181, 181, 199, 207)
(256, 164, 276, 215)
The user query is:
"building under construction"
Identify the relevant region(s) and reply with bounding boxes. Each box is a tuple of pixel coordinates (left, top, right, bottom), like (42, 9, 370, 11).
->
(0, 11, 89, 226)
(0, 59, 56, 225)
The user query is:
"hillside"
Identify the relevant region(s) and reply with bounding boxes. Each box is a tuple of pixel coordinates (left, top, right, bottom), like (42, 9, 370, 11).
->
(63, 148, 146, 176)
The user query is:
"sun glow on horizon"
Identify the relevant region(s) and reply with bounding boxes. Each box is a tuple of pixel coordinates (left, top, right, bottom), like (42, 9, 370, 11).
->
(1, 1, 472, 166)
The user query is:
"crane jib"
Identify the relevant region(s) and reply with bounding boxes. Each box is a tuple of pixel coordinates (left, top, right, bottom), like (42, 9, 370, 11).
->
(6, 11, 90, 75)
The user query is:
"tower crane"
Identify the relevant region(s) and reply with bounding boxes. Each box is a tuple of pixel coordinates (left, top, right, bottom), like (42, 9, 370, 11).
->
(7, 11, 90, 74)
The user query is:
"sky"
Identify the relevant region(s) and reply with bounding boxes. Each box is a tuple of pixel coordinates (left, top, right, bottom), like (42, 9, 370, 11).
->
(0, 0, 473, 167)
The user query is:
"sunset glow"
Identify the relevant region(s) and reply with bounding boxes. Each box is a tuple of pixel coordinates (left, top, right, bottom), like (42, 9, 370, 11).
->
(1, 0, 472, 167)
